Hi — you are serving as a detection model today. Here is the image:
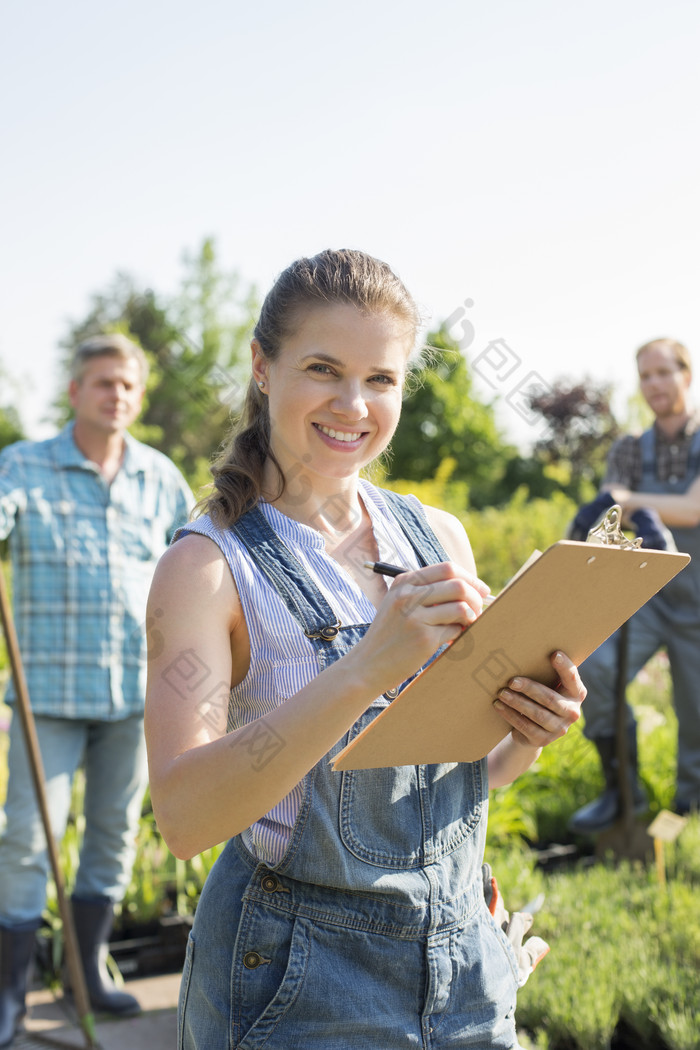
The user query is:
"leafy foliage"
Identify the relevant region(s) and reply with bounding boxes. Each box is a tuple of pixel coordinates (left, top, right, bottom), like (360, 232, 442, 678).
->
(461, 485, 578, 591)
(57, 238, 258, 491)
(486, 653, 698, 1050)
(508, 847, 700, 1050)
(389, 335, 620, 509)
(0, 405, 23, 455)
(0, 366, 25, 459)
(389, 330, 520, 508)
(527, 377, 621, 502)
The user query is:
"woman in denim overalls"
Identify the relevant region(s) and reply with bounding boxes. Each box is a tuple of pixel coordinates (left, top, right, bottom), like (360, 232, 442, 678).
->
(145, 249, 585, 1049)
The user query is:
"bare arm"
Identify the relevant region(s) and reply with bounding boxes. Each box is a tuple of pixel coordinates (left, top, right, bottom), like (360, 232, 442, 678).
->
(424, 506, 586, 789)
(145, 531, 488, 859)
(608, 476, 700, 528)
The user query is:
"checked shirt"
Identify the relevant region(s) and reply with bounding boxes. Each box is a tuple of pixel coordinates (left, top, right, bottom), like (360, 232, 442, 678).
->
(0, 423, 192, 719)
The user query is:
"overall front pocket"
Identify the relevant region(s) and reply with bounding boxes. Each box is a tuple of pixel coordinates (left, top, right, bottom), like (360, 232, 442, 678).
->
(234, 907, 311, 1049)
(338, 703, 485, 869)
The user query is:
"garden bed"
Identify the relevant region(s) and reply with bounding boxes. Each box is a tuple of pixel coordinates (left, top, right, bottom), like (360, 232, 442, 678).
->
(109, 914, 191, 978)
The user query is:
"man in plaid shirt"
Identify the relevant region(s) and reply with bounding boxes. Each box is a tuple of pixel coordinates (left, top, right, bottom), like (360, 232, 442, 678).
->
(0, 334, 192, 1043)
(569, 337, 700, 835)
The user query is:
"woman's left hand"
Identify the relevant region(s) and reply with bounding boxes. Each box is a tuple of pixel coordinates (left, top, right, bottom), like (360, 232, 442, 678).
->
(492, 650, 586, 749)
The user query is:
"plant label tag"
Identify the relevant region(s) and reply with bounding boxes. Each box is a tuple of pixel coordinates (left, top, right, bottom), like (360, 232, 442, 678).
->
(647, 810, 687, 843)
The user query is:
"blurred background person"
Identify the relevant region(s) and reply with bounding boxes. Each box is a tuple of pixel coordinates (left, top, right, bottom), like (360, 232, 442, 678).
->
(0, 334, 192, 1046)
(570, 337, 700, 834)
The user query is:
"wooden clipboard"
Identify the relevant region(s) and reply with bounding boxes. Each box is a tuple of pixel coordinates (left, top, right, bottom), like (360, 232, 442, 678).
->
(332, 538, 690, 770)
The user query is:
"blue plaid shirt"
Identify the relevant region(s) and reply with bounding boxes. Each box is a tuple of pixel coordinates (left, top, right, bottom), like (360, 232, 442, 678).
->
(0, 423, 193, 719)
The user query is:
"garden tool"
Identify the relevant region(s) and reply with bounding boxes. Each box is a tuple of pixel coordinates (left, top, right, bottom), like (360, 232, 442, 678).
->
(0, 568, 99, 1048)
(567, 500, 671, 840)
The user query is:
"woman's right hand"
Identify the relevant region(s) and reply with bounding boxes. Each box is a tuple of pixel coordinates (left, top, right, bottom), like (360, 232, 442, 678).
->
(352, 561, 490, 695)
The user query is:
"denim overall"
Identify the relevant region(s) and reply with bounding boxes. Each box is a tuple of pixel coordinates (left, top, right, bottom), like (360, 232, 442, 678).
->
(178, 490, 522, 1049)
(581, 428, 700, 805)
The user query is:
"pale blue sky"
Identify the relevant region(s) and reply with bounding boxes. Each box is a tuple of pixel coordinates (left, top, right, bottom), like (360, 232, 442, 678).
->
(2, 0, 699, 447)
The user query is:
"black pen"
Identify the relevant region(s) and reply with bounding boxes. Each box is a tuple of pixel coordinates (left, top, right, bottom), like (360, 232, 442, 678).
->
(364, 560, 409, 578)
(364, 560, 496, 605)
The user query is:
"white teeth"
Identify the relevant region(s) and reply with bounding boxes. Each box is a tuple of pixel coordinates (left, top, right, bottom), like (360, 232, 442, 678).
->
(317, 424, 362, 442)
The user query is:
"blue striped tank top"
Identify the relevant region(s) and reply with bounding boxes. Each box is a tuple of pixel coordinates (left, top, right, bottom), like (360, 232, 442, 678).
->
(179, 479, 428, 865)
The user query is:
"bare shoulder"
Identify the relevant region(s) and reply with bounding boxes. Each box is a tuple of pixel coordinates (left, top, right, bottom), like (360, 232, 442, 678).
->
(156, 530, 230, 577)
(150, 532, 240, 625)
(422, 504, 477, 573)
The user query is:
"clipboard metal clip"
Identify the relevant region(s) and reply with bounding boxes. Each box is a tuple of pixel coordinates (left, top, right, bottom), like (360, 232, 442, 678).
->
(586, 505, 643, 550)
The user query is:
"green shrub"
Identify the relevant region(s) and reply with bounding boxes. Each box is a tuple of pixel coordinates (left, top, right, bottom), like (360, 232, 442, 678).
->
(507, 848, 700, 1050)
(383, 457, 470, 519)
(485, 650, 697, 1050)
(385, 471, 578, 591)
(461, 487, 578, 591)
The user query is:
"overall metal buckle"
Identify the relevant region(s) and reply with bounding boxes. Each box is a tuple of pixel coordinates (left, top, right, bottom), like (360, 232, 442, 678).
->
(304, 622, 342, 641)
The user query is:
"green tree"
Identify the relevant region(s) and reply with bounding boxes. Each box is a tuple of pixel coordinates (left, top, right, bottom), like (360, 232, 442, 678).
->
(389, 329, 524, 508)
(0, 404, 23, 454)
(58, 239, 258, 490)
(0, 367, 25, 453)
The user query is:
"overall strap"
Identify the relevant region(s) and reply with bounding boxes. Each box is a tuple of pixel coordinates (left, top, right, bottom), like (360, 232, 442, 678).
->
(232, 508, 342, 641)
(687, 429, 700, 478)
(380, 488, 450, 565)
(232, 492, 449, 641)
(639, 427, 656, 485)
(639, 426, 700, 484)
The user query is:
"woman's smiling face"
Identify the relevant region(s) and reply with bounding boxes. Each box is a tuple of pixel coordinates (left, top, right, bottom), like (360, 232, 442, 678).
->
(252, 303, 414, 488)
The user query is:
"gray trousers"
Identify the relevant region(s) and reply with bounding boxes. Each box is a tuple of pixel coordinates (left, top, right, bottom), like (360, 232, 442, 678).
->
(0, 713, 148, 925)
(579, 595, 700, 805)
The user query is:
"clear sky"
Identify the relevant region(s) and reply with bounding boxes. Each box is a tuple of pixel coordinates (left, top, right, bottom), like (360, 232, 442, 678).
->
(2, 0, 699, 448)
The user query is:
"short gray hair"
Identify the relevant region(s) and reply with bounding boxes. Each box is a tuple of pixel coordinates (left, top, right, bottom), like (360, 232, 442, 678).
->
(71, 333, 149, 384)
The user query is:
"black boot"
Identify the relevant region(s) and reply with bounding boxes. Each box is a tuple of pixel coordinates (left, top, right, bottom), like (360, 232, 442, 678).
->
(0, 925, 38, 1048)
(71, 898, 140, 1017)
(568, 729, 648, 835)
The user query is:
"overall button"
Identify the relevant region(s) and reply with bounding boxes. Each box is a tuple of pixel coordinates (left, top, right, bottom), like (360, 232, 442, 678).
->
(243, 951, 270, 969)
(260, 871, 289, 894)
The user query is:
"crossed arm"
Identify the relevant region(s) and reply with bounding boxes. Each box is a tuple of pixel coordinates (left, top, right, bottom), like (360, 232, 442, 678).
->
(608, 476, 700, 528)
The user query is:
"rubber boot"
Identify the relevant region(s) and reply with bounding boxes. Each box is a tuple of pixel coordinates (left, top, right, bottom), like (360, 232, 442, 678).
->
(0, 925, 38, 1048)
(673, 797, 700, 817)
(71, 898, 141, 1016)
(568, 729, 648, 835)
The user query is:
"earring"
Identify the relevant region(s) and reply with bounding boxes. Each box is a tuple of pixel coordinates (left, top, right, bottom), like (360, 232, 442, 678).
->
(258, 380, 265, 390)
